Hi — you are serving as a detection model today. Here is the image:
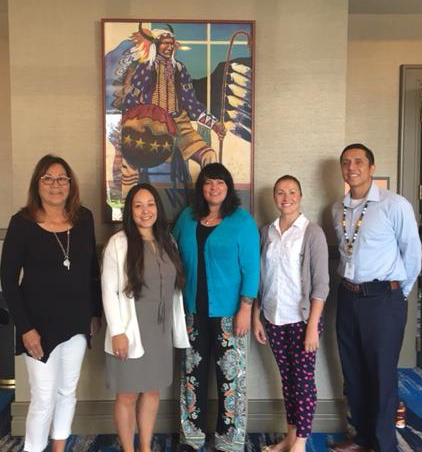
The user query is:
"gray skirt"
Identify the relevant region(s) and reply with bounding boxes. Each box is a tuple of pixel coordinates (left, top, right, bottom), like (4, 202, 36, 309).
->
(105, 243, 175, 393)
(105, 299, 173, 392)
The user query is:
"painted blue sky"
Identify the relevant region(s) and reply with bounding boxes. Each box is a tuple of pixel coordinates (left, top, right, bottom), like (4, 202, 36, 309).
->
(211, 23, 251, 41)
(148, 22, 251, 80)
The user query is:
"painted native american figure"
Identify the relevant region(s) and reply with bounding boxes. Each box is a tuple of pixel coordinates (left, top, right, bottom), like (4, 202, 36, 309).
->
(110, 23, 226, 198)
(104, 21, 253, 220)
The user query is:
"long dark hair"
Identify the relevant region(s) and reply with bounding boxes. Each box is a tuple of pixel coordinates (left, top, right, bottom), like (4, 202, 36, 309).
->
(22, 154, 81, 223)
(191, 163, 240, 220)
(122, 183, 184, 298)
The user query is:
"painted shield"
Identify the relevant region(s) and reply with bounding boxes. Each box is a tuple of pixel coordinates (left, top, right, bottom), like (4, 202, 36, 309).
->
(121, 104, 176, 169)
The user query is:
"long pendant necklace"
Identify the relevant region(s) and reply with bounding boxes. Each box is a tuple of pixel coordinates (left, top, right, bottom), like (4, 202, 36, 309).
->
(51, 228, 71, 270)
(146, 240, 165, 328)
(341, 201, 368, 256)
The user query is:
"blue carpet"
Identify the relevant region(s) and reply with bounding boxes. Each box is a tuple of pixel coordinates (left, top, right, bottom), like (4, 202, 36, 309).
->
(0, 369, 422, 451)
(398, 368, 422, 419)
(0, 389, 13, 412)
(397, 368, 422, 451)
(0, 433, 349, 451)
(0, 389, 12, 438)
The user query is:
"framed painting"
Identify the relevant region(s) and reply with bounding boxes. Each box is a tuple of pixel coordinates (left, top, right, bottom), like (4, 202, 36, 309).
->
(344, 177, 390, 194)
(101, 19, 255, 222)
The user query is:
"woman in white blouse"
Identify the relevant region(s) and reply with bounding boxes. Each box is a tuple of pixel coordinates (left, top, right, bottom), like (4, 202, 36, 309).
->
(253, 175, 329, 452)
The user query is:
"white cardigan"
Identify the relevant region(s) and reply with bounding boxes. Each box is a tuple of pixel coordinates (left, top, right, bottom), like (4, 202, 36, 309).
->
(102, 230, 190, 358)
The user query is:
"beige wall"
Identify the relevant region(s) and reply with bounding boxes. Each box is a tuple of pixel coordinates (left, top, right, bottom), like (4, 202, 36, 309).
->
(347, 14, 422, 191)
(5, 0, 349, 240)
(7, 0, 349, 403)
(0, 0, 12, 227)
(3, 1, 421, 433)
(4, 0, 421, 415)
(347, 13, 422, 367)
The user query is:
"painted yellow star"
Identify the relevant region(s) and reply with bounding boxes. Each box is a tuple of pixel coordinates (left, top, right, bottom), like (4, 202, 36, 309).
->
(150, 140, 160, 151)
(135, 137, 145, 148)
(162, 141, 172, 151)
(123, 135, 133, 145)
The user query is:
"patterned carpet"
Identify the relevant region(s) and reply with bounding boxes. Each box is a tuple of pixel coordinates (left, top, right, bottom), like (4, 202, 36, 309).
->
(0, 432, 347, 452)
(1, 369, 422, 451)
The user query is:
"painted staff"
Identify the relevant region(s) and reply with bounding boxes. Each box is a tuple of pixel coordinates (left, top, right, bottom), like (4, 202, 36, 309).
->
(219, 31, 252, 163)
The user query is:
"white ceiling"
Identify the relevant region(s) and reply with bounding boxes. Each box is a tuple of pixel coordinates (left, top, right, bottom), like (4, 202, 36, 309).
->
(350, 0, 422, 14)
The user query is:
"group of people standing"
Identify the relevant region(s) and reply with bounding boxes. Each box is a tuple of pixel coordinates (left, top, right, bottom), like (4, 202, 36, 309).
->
(1, 143, 420, 452)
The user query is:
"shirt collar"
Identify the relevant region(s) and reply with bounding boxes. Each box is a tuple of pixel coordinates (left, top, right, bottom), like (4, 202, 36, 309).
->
(270, 212, 307, 234)
(343, 180, 380, 207)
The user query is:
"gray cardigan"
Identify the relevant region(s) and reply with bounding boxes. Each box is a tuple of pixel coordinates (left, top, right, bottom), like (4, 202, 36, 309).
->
(260, 221, 330, 321)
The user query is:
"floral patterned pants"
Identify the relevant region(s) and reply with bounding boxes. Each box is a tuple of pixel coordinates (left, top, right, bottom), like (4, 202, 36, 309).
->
(180, 314, 247, 452)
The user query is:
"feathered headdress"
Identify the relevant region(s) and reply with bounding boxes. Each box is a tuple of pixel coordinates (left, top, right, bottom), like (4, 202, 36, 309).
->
(131, 23, 178, 66)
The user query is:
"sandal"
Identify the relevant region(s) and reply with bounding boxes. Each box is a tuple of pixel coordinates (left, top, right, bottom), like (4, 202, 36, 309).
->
(261, 443, 288, 452)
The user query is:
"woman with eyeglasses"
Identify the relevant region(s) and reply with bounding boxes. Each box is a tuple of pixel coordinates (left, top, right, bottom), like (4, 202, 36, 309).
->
(0, 154, 102, 452)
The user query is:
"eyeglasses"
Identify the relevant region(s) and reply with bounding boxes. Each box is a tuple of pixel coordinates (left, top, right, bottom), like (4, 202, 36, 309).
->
(40, 175, 71, 186)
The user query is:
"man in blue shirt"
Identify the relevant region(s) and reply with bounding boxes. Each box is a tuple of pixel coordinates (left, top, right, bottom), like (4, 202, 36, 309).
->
(330, 143, 421, 452)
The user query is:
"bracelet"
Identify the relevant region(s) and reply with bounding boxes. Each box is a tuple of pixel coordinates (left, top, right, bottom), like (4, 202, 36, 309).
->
(240, 296, 254, 305)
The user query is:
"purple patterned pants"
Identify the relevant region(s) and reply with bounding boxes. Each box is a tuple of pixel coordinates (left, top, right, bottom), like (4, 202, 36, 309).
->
(264, 318, 321, 438)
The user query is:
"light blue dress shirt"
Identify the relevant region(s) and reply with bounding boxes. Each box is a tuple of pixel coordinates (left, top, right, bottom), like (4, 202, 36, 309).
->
(332, 182, 421, 296)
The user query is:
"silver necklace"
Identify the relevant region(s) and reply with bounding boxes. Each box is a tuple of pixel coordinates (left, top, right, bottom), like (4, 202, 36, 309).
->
(203, 214, 219, 225)
(51, 228, 71, 270)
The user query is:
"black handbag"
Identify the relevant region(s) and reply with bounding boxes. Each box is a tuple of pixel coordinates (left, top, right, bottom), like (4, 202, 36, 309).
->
(0, 293, 10, 326)
(0, 306, 9, 326)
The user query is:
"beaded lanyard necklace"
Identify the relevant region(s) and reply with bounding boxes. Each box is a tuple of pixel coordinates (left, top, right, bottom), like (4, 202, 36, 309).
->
(341, 201, 369, 256)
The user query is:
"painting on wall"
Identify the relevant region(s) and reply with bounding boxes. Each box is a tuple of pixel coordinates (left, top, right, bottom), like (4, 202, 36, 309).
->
(344, 177, 390, 194)
(101, 19, 255, 222)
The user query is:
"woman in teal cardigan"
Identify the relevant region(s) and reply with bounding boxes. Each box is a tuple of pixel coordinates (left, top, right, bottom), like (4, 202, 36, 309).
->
(173, 163, 260, 452)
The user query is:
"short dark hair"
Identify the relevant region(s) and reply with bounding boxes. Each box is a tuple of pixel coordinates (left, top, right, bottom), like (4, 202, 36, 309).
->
(122, 183, 184, 298)
(22, 154, 81, 223)
(192, 163, 240, 220)
(273, 174, 303, 196)
(340, 143, 375, 166)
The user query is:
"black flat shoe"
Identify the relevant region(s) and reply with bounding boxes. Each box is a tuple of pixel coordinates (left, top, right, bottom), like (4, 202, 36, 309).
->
(177, 444, 196, 452)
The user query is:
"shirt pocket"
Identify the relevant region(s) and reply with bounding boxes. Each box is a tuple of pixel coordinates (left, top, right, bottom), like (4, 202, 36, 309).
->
(264, 238, 278, 261)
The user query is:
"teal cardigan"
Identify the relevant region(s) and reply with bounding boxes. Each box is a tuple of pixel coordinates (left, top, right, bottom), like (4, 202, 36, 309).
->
(173, 206, 260, 317)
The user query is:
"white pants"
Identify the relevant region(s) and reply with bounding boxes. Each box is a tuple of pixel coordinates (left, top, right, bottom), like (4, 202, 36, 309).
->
(24, 334, 87, 452)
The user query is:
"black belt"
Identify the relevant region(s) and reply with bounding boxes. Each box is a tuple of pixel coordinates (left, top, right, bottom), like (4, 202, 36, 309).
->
(341, 278, 400, 296)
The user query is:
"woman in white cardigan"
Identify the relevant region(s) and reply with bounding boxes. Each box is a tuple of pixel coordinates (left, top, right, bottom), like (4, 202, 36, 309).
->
(102, 183, 189, 452)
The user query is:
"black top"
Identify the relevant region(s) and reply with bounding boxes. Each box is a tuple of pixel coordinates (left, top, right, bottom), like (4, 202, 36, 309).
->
(195, 223, 216, 316)
(0, 207, 102, 362)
